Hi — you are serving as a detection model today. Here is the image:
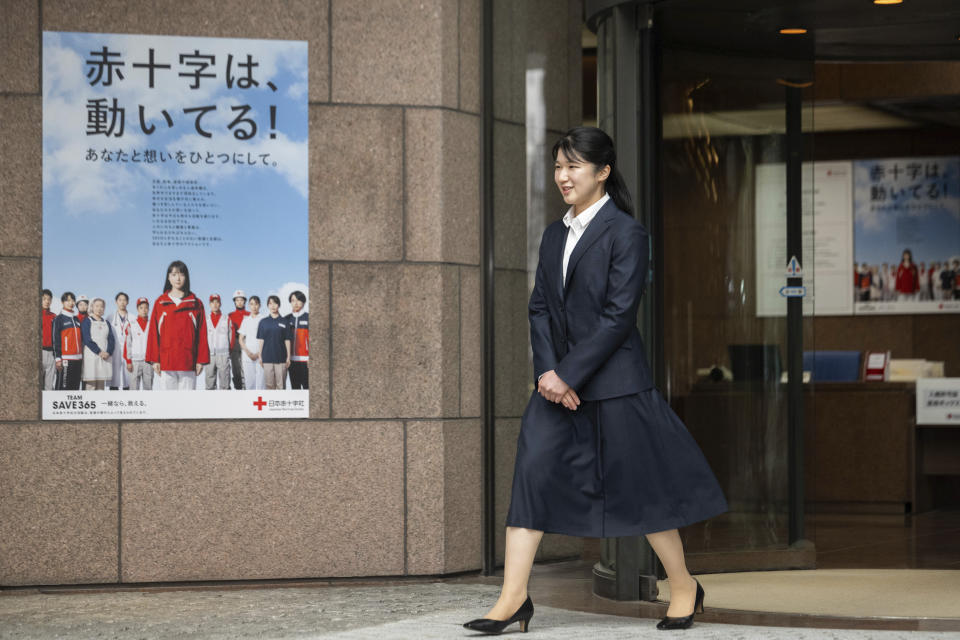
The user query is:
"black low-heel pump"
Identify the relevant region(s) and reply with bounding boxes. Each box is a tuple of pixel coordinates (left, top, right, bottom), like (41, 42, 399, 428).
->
(463, 596, 534, 635)
(656, 578, 705, 630)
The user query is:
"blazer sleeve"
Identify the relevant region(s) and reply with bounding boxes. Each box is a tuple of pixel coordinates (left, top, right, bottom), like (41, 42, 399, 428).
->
(554, 222, 649, 392)
(529, 245, 558, 385)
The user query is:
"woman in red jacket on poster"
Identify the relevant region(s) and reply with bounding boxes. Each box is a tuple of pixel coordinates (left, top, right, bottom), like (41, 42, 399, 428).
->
(145, 260, 210, 390)
(895, 249, 920, 301)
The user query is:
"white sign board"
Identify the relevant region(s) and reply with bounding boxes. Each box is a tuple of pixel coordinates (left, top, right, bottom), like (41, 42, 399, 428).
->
(755, 161, 854, 317)
(916, 378, 960, 425)
(44, 390, 309, 420)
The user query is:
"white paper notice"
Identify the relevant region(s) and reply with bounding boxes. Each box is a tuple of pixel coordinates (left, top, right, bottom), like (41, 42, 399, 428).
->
(916, 378, 960, 425)
(867, 352, 886, 368)
(755, 161, 855, 317)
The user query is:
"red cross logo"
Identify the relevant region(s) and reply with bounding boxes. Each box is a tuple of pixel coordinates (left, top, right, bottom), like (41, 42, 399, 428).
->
(253, 396, 267, 411)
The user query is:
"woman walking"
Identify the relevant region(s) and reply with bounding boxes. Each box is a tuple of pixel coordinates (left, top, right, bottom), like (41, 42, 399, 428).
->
(463, 127, 728, 634)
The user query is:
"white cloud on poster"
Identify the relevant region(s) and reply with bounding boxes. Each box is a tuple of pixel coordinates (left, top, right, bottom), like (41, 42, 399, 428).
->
(42, 32, 308, 217)
(286, 81, 307, 100)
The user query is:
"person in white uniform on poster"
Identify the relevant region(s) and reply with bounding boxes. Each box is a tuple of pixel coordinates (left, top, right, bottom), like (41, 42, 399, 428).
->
(107, 292, 131, 390)
(205, 293, 232, 390)
(238, 295, 265, 391)
(918, 261, 930, 301)
(126, 297, 154, 390)
(81, 298, 115, 390)
(883, 263, 896, 301)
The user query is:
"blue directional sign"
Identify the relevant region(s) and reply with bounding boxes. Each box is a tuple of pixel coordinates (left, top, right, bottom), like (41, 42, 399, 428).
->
(786, 255, 803, 278)
(779, 285, 807, 298)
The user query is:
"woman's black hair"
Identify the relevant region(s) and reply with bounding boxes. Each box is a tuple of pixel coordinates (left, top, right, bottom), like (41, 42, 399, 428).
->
(552, 126, 634, 216)
(249, 295, 261, 304)
(267, 294, 281, 306)
(163, 260, 192, 295)
(289, 290, 306, 303)
(115, 291, 129, 302)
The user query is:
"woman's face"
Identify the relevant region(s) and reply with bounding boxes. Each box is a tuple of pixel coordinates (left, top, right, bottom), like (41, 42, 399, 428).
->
(91, 300, 105, 317)
(554, 149, 609, 211)
(902, 252, 911, 264)
(249, 299, 261, 315)
(168, 268, 185, 290)
(291, 297, 303, 313)
(268, 299, 279, 314)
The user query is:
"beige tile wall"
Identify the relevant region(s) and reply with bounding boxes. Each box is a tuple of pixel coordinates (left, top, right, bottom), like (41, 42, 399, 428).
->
(1, 0, 584, 585)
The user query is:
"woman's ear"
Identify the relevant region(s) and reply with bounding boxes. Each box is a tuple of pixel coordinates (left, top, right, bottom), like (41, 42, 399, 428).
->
(598, 164, 612, 182)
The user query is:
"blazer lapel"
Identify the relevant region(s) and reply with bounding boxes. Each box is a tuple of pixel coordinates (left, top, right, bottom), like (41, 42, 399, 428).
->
(547, 223, 566, 302)
(563, 200, 616, 296)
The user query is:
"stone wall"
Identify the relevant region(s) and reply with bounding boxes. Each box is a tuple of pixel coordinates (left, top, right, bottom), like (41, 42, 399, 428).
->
(0, 0, 583, 586)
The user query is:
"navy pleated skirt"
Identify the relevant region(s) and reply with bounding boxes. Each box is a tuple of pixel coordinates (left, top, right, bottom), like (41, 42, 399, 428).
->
(505, 388, 729, 538)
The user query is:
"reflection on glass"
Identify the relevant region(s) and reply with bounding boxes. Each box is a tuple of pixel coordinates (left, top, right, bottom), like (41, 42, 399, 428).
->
(659, 63, 815, 557)
(491, 0, 585, 565)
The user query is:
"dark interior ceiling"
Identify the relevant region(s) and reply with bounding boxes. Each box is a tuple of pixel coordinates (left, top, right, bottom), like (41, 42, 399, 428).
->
(650, 0, 960, 61)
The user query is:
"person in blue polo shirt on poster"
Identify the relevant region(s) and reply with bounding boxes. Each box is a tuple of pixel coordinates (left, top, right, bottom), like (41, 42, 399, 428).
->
(256, 295, 291, 390)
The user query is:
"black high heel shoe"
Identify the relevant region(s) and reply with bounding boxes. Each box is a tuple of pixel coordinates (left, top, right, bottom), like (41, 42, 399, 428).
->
(656, 578, 704, 630)
(463, 595, 534, 634)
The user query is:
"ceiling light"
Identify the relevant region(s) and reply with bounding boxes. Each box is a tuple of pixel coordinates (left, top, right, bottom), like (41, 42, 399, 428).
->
(779, 28, 808, 35)
(874, 0, 903, 4)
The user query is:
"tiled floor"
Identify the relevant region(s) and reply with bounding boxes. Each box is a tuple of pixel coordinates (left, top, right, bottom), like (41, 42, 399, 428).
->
(674, 508, 960, 569)
(2, 582, 958, 639)
(2, 509, 957, 636)
(809, 509, 960, 569)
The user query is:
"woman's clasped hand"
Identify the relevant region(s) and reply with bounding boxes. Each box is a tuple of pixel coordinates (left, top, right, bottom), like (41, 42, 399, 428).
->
(537, 369, 581, 410)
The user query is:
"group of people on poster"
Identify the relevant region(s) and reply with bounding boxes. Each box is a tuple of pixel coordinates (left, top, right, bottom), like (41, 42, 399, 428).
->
(854, 249, 960, 303)
(41, 261, 309, 392)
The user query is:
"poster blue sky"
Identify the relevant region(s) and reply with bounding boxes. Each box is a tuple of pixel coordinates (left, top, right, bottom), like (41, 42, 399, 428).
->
(42, 31, 308, 316)
(853, 156, 960, 269)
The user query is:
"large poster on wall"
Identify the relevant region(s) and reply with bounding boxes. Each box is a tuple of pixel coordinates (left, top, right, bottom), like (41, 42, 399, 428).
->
(41, 32, 309, 419)
(853, 156, 960, 315)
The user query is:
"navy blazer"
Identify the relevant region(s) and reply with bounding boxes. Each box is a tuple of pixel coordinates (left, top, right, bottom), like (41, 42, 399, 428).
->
(529, 198, 654, 400)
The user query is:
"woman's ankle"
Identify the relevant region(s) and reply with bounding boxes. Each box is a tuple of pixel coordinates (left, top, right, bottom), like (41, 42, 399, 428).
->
(499, 587, 528, 603)
(668, 574, 694, 588)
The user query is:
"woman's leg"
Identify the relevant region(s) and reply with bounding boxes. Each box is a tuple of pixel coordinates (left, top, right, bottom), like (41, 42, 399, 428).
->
(484, 526, 543, 620)
(645, 528, 698, 617)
